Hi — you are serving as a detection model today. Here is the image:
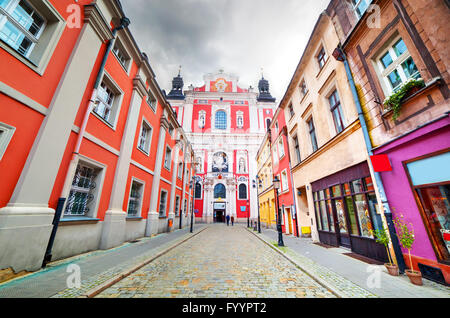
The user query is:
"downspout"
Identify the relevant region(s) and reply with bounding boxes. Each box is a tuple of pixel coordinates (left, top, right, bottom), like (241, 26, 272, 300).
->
(334, 46, 406, 273)
(42, 16, 131, 268)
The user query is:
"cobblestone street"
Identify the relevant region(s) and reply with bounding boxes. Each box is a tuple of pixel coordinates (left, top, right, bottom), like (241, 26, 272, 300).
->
(96, 224, 336, 298)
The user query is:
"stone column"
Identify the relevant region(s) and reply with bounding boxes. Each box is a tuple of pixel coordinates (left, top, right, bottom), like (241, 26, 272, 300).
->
(0, 6, 113, 272)
(145, 114, 169, 236)
(99, 77, 146, 250)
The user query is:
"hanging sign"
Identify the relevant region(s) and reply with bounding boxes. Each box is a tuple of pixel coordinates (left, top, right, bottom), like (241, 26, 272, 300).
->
(370, 155, 392, 172)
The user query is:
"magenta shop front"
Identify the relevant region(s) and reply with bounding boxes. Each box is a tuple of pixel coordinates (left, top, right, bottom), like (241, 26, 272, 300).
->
(373, 115, 450, 285)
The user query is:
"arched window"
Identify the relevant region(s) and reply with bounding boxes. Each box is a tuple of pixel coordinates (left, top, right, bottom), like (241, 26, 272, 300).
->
(214, 184, 226, 199)
(215, 110, 227, 130)
(239, 184, 248, 200)
(195, 182, 202, 199)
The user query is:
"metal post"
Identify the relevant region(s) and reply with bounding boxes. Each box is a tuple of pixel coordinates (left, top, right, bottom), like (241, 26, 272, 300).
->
(42, 198, 66, 268)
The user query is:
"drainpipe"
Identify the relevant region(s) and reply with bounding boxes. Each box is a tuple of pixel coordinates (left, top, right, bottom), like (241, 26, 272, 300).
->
(42, 16, 131, 268)
(333, 46, 406, 273)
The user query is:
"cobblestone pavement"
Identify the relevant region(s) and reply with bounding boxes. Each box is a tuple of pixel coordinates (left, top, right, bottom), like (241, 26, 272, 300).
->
(96, 224, 337, 298)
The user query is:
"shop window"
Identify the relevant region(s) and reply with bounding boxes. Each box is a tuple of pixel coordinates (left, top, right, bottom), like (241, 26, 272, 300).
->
(376, 37, 421, 94)
(0, 0, 65, 74)
(127, 180, 143, 217)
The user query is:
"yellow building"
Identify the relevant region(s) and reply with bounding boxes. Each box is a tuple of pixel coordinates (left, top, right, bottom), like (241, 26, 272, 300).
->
(256, 134, 276, 229)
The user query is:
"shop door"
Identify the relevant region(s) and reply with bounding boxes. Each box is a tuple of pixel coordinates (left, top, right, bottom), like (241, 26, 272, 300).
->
(334, 198, 351, 248)
(215, 210, 225, 223)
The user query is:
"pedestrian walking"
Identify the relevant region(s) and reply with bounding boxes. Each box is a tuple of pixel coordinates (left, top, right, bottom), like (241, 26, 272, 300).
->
(226, 214, 230, 226)
(231, 216, 234, 226)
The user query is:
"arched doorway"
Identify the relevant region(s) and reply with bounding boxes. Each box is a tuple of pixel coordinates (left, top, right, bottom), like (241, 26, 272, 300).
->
(214, 184, 226, 223)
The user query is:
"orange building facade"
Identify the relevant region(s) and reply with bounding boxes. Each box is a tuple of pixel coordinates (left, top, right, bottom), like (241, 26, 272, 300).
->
(0, 0, 195, 275)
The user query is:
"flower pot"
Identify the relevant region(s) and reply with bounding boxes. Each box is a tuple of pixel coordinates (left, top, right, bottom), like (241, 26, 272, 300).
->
(405, 269, 423, 286)
(384, 263, 399, 276)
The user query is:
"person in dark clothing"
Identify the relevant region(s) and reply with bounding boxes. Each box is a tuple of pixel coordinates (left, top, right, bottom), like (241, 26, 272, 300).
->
(231, 216, 235, 226)
(226, 214, 230, 226)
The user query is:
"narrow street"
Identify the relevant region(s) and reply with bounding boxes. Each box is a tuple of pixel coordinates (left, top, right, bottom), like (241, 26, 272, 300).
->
(95, 224, 336, 298)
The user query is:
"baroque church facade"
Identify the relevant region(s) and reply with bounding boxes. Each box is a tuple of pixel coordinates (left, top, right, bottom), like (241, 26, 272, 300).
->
(166, 70, 277, 223)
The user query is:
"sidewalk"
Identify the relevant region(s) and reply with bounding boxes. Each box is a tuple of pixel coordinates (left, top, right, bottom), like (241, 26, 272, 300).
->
(0, 225, 205, 298)
(256, 228, 450, 298)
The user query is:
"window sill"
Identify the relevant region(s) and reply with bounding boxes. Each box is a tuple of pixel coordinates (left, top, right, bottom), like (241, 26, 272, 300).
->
(126, 216, 143, 221)
(137, 146, 150, 156)
(60, 217, 101, 226)
(315, 57, 330, 79)
(92, 111, 117, 131)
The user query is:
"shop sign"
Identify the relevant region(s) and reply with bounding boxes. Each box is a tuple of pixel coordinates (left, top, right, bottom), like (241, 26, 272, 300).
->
(370, 155, 392, 172)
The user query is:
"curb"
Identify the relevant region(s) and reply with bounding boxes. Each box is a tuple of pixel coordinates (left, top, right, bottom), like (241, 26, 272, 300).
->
(80, 227, 208, 298)
(246, 228, 345, 298)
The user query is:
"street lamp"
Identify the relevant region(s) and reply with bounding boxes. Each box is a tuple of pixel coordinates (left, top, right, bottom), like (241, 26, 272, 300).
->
(253, 176, 262, 234)
(273, 176, 285, 247)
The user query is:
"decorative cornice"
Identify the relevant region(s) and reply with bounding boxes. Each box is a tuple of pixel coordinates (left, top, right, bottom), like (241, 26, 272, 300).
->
(133, 76, 147, 99)
(160, 116, 170, 130)
(84, 4, 114, 43)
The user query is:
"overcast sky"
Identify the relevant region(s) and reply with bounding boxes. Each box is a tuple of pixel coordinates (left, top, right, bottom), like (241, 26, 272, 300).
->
(121, 0, 330, 101)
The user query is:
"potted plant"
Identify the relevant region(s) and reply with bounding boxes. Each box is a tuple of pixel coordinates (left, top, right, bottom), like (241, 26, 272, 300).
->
(393, 215, 423, 286)
(383, 78, 425, 120)
(372, 227, 398, 276)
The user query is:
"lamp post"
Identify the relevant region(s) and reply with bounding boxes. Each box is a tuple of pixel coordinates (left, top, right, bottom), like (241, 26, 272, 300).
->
(253, 176, 262, 233)
(273, 176, 285, 247)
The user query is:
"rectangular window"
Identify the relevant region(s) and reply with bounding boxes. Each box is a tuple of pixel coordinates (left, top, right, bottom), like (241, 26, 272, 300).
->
(317, 47, 327, 70)
(147, 89, 157, 111)
(175, 196, 180, 216)
(288, 103, 295, 119)
(293, 135, 301, 164)
(164, 146, 172, 170)
(64, 164, 99, 216)
(278, 138, 285, 158)
(0, 122, 15, 160)
(281, 170, 288, 192)
(112, 39, 131, 71)
(94, 81, 118, 126)
(178, 162, 183, 179)
(352, 0, 372, 19)
(138, 121, 152, 154)
(159, 190, 168, 217)
(0, 0, 45, 59)
(329, 90, 345, 134)
(300, 80, 308, 97)
(308, 118, 318, 152)
(127, 181, 143, 216)
(377, 38, 421, 94)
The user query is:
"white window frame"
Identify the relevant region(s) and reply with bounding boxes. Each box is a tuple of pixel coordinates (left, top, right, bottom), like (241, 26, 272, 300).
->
(198, 110, 206, 128)
(0, 0, 65, 75)
(159, 189, 168, 217)
(93, 72, 124, 129)
(278, 137, 285, 159)
(281, 169, 289, 192)
(112, 36, 132, 74)
(62, 156, 106, 219)
(147, 87, 157, 112)
(164, 146, 172, 171)
(0, 122, 15, 160)
(351, 0, 373, 19)
(137, 118, 153, 155)
(127, 178, 145, 217)
(375, 36, 421, 96)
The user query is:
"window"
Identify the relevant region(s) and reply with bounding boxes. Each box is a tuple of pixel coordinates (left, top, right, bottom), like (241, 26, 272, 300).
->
(288, 103, 295, 119)
(281, 171, 288, 192)
(293, 135, 301, 164)
(195, 182, 202, 199)
(352, 0, 372, 19)
(178, 162, 183, 179)
(164, 146, 172, 170)
(112, 39, 131, 71)
(278, 138, 285, 158)
(0, 0, 64, 73)
(175, 196, 180, 216)
(93, 77, 122, 128)
(64, 163, 99, 216)
(317, 46, 327, 70)
(127, 180, 143, 216)
(328, 90, 345, 134)
(159, 190, 168, 217)
(215, 110, 227, 130)
(300, 80, 309, 98)
(138, 120, 152, 154)
(308, 118, 318, 152)
(239, 183, 248, 200)
(147, 89, 157, 111)
(0, 122, 15, 160)
(214, 184, 226, 199)
(266, 118, 271, 131)
(377, 38, 421, 94)
(168, 124, 174, 136)
(275, 121, 279, 133)
(236, 111, 244, 128)
(198, 111, 206, 128)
